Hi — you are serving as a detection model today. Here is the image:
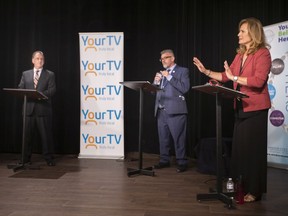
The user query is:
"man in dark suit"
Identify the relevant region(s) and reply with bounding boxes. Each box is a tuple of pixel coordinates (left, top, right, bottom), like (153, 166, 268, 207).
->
(153, 49, 190, 172)
(18, 51, 56, 166)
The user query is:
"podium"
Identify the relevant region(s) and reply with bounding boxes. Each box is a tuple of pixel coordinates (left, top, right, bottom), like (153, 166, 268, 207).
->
(3, 88, 48, 172)
(192, 83, 248, 208)
(120, 81, 161, 177)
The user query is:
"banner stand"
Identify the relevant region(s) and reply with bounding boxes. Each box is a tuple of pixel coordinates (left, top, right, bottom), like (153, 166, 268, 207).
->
(79, 32, 124, 159)
(264, 21, 288, 169)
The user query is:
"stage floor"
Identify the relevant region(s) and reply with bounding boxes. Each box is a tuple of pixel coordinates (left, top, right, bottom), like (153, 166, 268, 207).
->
(0, 153, 287, 216)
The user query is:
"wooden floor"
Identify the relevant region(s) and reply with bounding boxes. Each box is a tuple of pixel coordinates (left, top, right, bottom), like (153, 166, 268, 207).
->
(0, 153, 288, 216)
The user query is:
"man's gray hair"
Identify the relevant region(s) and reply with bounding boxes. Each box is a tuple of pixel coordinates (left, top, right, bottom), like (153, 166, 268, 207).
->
(32, 50, 44, 58)
(160, 49, 174, 57)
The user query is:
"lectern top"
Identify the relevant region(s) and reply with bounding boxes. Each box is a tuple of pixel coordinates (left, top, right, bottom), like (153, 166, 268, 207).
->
(192, 83, 248, 99)
(120, 81, 161, 92)
(3, 88, 48, 100)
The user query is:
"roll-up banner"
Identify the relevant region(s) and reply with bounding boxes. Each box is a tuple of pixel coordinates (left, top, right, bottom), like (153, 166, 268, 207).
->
(264, 21, 288, 168)
(79, 32, 124, 159)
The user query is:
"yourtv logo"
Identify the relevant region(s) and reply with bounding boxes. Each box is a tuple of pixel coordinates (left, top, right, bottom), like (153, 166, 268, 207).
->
(278, 24, 288, 43)
(82, 133, 122, 149)
(82, 109, 122, 125)
(82, 84, 122, 101)
(81, 35, 122, 52)
(81, 60, 122, 76)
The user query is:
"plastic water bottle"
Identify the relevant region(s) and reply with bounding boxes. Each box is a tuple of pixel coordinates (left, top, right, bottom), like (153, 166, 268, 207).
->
(226, 178, 234, 192)
(153, 72, 162, 86)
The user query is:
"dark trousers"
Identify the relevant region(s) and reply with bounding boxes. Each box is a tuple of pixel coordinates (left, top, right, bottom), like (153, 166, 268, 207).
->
(23, 114, 54, 162)
(231, 110, 268, 196)
(157, 109, 188, 166)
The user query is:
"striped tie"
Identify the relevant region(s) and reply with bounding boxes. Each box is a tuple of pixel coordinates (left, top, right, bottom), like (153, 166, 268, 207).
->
(34, 70, 39, 89)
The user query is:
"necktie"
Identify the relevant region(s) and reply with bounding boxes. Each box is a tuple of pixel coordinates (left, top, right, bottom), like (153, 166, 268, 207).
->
(159, 69, 171, 108)
(161, 69, 170, 88)
(34, 70, 39, 89)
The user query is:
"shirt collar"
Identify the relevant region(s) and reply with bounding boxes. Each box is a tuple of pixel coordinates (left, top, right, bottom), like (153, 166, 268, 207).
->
(166, 64, 176, 72)
(34, 68, 43, 73)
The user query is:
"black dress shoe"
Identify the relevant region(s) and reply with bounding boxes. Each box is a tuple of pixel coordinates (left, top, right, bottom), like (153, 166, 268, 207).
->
(47, 160, 56, 166)
(154, 162, 170, 169)
(176, 165, 187, 173)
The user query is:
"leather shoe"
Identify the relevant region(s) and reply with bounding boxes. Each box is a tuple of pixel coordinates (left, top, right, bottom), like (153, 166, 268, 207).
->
(154, 162, 170, 169)
(46, 160, 56, 166)
(176, 165, 187, 173)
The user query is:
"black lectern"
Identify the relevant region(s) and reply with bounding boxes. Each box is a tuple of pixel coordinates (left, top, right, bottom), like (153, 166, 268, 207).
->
(3, 88, 48, 172)
(120, 81, 161, 177)
(192, 83, 248, 208)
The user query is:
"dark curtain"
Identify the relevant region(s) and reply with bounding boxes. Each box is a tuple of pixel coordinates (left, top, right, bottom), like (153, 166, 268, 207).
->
(1, 0, 287, 156)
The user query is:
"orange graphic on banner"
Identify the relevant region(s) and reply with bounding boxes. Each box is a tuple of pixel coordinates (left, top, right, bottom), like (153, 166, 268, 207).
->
(85, 143, 98, 149)
(85, 120, 98, 125)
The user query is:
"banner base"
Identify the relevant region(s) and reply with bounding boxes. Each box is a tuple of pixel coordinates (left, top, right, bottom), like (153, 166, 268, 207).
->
(78, 154, 124, 160)
(268, 162, 288, 170)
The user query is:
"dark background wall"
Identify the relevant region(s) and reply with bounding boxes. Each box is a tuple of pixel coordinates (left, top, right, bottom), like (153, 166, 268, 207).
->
(1, 0, 287, 157)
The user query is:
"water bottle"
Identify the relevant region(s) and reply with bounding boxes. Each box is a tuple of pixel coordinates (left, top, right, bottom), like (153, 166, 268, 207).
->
(226, 178, 234, 192)
(153, 72, 162, 86)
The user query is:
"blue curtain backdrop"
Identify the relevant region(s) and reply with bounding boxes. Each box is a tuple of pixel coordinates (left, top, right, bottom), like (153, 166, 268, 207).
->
(1, 0, 287, 156)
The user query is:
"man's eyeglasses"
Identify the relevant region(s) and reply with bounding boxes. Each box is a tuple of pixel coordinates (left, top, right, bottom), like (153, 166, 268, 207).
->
(159, 56, 172, 62)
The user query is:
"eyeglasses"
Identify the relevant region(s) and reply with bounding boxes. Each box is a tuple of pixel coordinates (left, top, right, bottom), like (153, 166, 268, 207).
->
(159, 56, 172, 62)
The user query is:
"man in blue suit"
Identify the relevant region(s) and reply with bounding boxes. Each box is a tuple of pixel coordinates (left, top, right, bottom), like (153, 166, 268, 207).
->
(18, 51, 56, 166)
(153, 49, 190, 172)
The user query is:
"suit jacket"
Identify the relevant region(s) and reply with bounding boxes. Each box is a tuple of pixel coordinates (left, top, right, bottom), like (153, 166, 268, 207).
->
(154, 65, 190, 116)
(18, 69, 56, 116)
(222, 48, 271, 112)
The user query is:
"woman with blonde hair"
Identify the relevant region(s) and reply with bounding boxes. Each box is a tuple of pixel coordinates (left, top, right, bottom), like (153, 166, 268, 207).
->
(193, 17, 271, 203)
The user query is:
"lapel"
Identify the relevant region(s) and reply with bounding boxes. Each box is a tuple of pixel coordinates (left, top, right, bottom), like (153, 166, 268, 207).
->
(29, 70, 34, 88)
(36, 69, 47, 89)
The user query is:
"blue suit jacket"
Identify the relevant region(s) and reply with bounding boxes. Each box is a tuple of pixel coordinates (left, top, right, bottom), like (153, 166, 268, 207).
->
(18, 69, 56, 116)
(154, 65, 190, 116)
